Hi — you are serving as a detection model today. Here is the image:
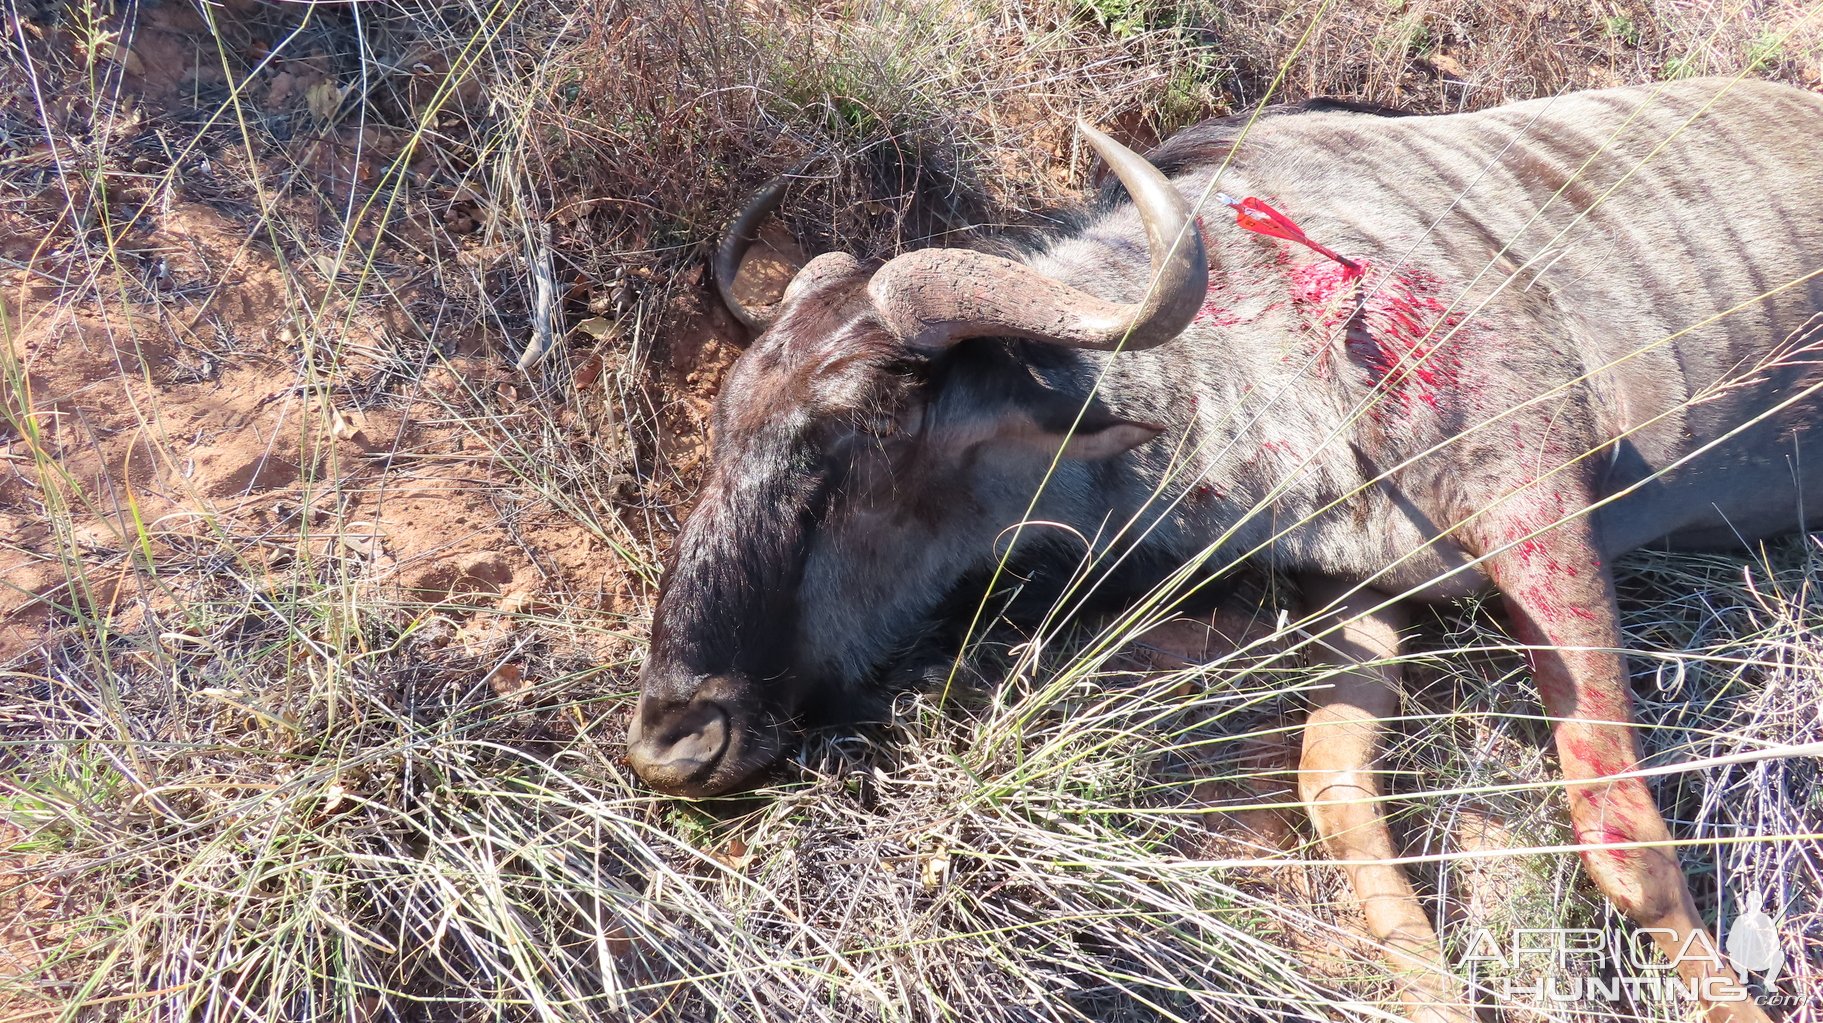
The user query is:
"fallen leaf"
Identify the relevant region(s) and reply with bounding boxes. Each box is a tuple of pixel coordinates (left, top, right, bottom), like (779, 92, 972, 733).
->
(713, 837, 754, 871)
(330, 407, 368, 444)
(486, 661, 528, 701)
(573, 317, 615, 340)
(88, 32, 144, 75)
(919, 840, 951, 890)
(338, 526, 385, 559)
(306, 79, 350, 122)
(572, 353, 605, 390)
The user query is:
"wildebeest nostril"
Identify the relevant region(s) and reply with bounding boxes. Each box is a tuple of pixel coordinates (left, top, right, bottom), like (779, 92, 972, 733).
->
(627, 701, 731, 792)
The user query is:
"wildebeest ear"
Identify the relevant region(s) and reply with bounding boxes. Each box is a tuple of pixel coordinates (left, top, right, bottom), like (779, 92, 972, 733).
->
(998, 411, 1164, 461)
(977, 372, 1166, 460)
(1054, 418, 1165, 460)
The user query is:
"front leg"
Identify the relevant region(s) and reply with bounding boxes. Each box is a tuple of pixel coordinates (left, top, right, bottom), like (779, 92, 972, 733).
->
(1299, 577, 1472, 1023)
(1470, 500, 1769, 1023)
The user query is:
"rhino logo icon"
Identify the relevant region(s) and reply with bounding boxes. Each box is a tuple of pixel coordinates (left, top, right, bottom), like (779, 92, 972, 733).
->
(1725, 890, 1785, 986)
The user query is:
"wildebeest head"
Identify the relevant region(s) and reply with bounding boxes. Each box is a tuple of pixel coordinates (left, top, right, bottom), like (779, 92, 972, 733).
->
(627, 126, 1208, 796)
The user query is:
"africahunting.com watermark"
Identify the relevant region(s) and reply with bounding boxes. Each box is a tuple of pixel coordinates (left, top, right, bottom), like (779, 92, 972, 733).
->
(1458, 892, 1799, 1009)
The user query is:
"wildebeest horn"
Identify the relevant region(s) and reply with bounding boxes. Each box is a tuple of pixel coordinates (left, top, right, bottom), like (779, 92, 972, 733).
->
(867, 122, 1208, 352)
(714, 172, 795, 330)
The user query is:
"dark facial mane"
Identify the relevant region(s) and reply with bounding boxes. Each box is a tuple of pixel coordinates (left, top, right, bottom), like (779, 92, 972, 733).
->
(653, 267, 935, 682)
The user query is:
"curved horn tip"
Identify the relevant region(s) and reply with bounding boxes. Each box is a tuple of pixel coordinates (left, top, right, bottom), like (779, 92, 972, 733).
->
(714, 174, 796, 331)
(1075, 120, 1112, 146)
(865, 122, 1205, 353)
(1076, 120, 1150, 165)
(1077, 121, 1207, 351)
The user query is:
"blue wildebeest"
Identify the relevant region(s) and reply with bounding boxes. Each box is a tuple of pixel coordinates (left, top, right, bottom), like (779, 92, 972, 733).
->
(627, 77, 1823, 1021)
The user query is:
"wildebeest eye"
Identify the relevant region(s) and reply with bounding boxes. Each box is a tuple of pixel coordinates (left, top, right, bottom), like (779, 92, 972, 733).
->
(842, 395, 918, 439)
(855, 411, 896, 437)
(856, 399, 924, 439)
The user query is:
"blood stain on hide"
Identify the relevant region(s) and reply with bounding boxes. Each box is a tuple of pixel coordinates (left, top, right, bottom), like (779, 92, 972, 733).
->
(1565, 775, 1648, 865)
(1564, 736, 1632, 779)
(1492, 497, 1604, 628)
(1287, 260, 1361, 307)
(1286, 258, 1468, 415)
(1194, 302, 1244, 328)
(1576, 830, 1642, 866)
(1193, 279, 1281, 329)
(1241, 437, 1296, 468)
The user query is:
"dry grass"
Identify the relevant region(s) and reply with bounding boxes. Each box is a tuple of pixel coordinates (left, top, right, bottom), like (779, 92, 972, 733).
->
(3, 1, 1821, 1021)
